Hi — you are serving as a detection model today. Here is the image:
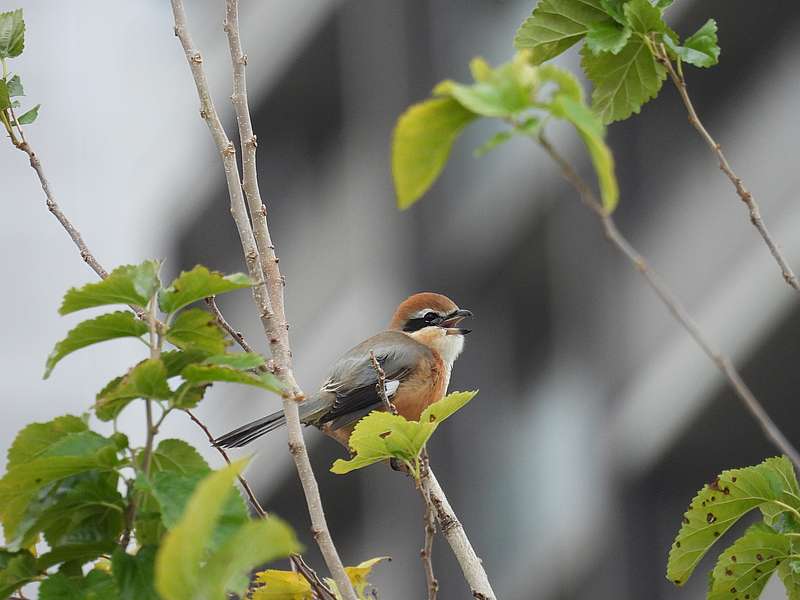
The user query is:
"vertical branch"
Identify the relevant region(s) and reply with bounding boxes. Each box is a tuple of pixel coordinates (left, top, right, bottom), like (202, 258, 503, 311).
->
(419, 453, 439, 600)
(654, 46, 800, 292)
(169, 3, 357, 598)
(421, 470, 496, 600)
(537, 133, 800, 469)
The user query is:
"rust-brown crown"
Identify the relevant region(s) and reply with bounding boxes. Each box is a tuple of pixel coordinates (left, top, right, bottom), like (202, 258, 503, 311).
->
(389, 292, 460, 331)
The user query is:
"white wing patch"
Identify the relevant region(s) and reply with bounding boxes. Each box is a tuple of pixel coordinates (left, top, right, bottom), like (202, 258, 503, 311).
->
(384, 380, 400, 397)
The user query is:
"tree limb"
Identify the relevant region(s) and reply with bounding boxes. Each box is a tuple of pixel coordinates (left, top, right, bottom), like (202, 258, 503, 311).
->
(537, 132, 800, 469)
(170, 3, 356, 598)
(655, 46, 800, 293)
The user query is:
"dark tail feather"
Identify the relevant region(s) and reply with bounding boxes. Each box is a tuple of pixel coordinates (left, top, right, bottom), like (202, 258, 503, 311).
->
(214, 410, 287, 448)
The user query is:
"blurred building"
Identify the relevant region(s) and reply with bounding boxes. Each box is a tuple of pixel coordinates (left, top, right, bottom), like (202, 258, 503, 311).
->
(3, 1, 800, 599)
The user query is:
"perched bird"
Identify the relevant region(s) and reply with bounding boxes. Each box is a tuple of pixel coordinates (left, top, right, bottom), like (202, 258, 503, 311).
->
(214, 293, 472, 449)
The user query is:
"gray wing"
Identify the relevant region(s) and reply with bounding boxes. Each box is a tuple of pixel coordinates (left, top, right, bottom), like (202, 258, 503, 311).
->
(307, 331, 433, 430)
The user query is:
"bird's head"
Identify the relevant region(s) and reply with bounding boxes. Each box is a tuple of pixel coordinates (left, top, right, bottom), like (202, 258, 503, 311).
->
(389, 292, 472, 336)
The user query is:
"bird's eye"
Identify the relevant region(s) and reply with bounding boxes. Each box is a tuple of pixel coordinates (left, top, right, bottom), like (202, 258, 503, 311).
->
(424, 312, 438, 322)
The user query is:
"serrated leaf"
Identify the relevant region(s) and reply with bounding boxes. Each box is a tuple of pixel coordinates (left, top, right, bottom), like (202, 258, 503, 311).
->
(171, 381, 208, 409)
(6, 74, 22, 97)
(434, 53, 537, 118)
(161, 349, 211, 377)
(95, 359, 171, 421)
(7, 415, 87, 470)
(150, 439, 210, 475)
(111, 546, 159, 600)
(60, 261, 160, 314)
(664, 19, 720, 68)
(550, 95, 619, 212)
(600, 0, 627, 25)
(203, 352, 266, 370)
(0, 9, 24, 59)
(580, 35, 665, 124)
(392, 97, 477, 209)
(778, 537, 800, 600)
(159, 266, 251, 314)
(252, 570, 312, 599)
(706, 523, 788, 600)
(39, 569, 119, 600)
(474, 131, 513, 158)
(45, 311, 148, 378)
(17, 103, 39, 124)
(586, 21, 631, 55)
(514, 0, 609, 63)
(181, 363, 283, 394)
(0, 549, 38, 598)
(344, 556, 390, 597)
(165, 308, 228, 355)
(667, 457, 800, 586)
(331, 391, 477, 475)
(37, 542, 117, 572)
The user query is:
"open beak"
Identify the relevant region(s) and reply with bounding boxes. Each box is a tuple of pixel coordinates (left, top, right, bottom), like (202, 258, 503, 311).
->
(442, 308, 472, 335)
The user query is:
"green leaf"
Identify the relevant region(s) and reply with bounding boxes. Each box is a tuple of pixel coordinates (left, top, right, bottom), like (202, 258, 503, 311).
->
(391, 97, 477, 210)
(514, 0, 609, 63)
(0, 549, 38, 598)
(200, 518, 301, 598)
(252, 570, 312, 599)
(159, 266, 251, 314)
(112, 546, 159, 600)
(150, 439, 210, 475)
(434, 53, 537, 118)
(17, 103, 39, 124)
(165, 308, 228, 355)
(778, 536, 800, 600)
(6, 74, 22, 97)
(37, 542, 117, 571)
(667, 457, 800, 586)
(537, 64, 584, 103)
(181, 363, 283, 394)
(171, 381, 208, 409)
(203, 352, 266, 370)
(664, 19, 720, 68)
(95, 359, 172, 421)
(550, 95, 619, 212)
(39, 569, 120, 600)
(600, 0, 627, 25)
(655, 0, 674, 8)
(155, 459, 290, 600)
(60, 261, 160, 314)
(585, 21, 631, 55)
(0, 79, 10, 110)
(45, 311, 148, 378)
(7, 415, 87, 470)
(474, 131, 513, 158)
(706, 523, 788, 600)
(331, 391, 477, 476)
(0, 9, 24, 59)
(162, 349, 211, 377)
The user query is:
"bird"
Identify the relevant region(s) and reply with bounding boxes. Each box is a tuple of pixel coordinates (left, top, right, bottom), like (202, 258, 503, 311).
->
(214, 292, 472, 449)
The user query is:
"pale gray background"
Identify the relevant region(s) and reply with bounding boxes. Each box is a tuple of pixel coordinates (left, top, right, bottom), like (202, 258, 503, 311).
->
(2, 1, 800, 599)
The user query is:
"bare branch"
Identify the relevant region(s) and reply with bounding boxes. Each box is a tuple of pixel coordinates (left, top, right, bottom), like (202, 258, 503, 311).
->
(537, 133, 800, 469)
(170, 3, 356, 598)
(421, 468, 496, 600)
(15, 142, 108, 279)
(655, 46, 800, 292)
(419, 452, 439, 600)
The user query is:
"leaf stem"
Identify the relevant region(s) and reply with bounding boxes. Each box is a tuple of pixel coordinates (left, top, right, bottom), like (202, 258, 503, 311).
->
(536, 132, 800, 469)
(654, 44, 800, 293)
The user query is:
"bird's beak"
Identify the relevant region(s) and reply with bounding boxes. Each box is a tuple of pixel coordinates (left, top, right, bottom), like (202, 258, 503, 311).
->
(441, 308, 472, 328)
(442, 309, 472, 335)
(445, 327, 472, 336)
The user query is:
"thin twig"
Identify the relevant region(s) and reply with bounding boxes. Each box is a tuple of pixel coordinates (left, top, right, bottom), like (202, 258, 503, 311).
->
(14, 141, 108, 279)
(369, 350, 398, 415)
(184, 409, 267, 517)
(170, 4, 356, 598)
(537, 132, 800, 469)
(654, 45, 800, 292)
(418, 451, 439, 600)
(205, 296, 275, 373)
(421, 468, 496, 600)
